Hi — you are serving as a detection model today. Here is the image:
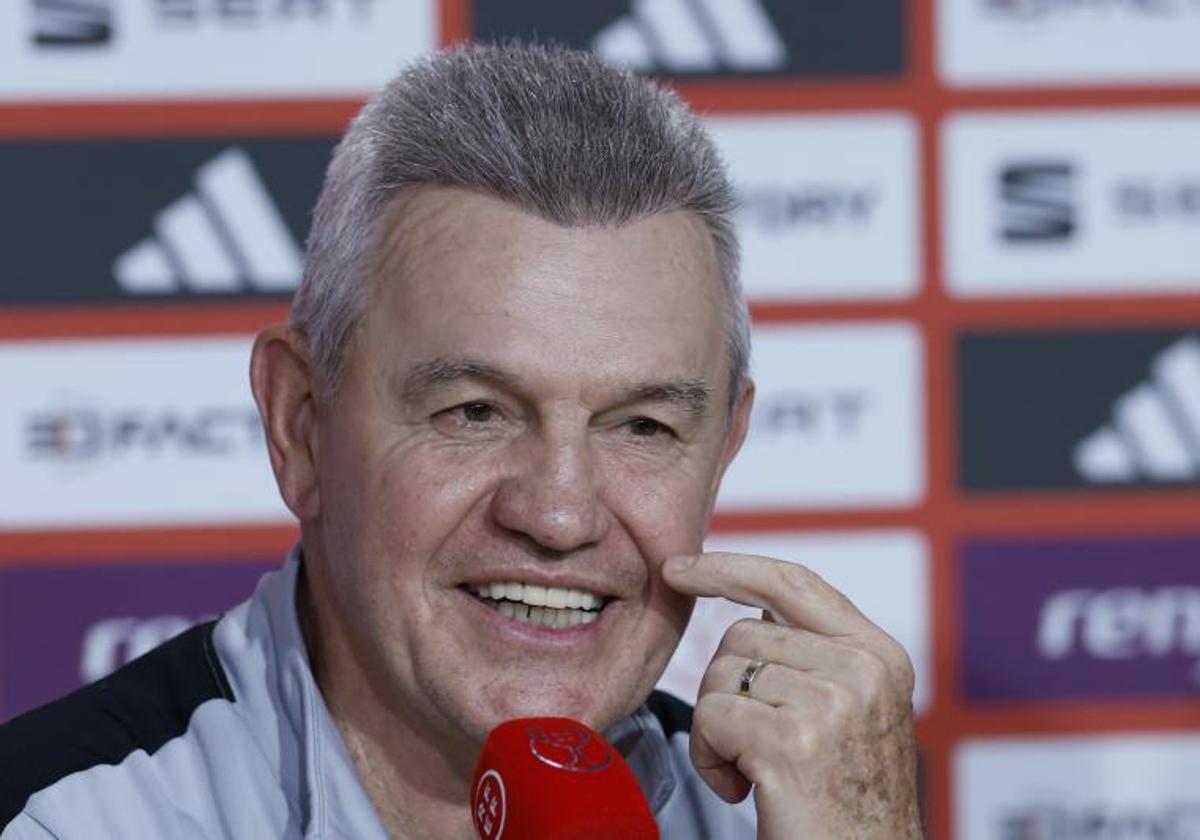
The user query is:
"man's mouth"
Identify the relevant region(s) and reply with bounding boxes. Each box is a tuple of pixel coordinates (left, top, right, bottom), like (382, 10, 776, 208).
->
(467, 581, 608, 629)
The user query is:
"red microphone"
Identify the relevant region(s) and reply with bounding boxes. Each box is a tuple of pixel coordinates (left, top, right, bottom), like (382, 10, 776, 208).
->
(470, 717, 659, 839)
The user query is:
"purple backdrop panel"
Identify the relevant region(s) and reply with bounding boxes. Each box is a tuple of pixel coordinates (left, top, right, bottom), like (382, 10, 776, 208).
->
(0, 558, 276, 721)
(961, 534, 1200, 703)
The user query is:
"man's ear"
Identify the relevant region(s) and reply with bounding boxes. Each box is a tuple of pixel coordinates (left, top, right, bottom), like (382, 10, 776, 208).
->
(713, 378, 755, 493)
(250, 324, 321, 520)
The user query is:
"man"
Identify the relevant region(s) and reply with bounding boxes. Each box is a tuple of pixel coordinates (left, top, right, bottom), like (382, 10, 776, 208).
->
(1, 43, 920, 838)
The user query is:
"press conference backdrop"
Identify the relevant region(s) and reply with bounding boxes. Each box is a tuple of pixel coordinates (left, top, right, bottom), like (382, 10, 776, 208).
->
(2, 2, 1198, 837)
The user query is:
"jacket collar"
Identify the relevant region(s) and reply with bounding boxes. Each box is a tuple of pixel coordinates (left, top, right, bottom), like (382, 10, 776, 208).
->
(217, 546, 678, 837)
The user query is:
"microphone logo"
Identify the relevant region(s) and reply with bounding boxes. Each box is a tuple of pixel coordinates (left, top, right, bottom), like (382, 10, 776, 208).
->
(525, 721, 615, 773)
(473, 769, 506, 839)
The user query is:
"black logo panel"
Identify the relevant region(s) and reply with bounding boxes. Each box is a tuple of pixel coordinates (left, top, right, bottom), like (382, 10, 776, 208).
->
(0, 137, 336, 305)
(958, 328, 1200, 492)
(471, 0, 905, 80)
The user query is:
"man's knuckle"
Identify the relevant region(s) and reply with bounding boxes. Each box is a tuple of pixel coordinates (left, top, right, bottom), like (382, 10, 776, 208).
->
(721, 617, 760, 650)
(775, 561, 811, 594)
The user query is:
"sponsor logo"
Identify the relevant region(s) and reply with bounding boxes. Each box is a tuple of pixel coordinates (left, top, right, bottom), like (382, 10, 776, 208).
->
(151, 0, 378, 26)
(1038, 586, 1200, 668)
(114, 148, 302, 295)
(591, 0, 786, 73)
(1075, 336, 1200, 483)
(661, 530, 932, 714)
(25, 405, 263, 463)
(0, 137, 333, 305)
(80, 615, 195, 682)
(956, 734, 1200, 840)
(984, 0, 1200, 22)
(752, 389, 869, 437)
(738, 184, 879, 231)
(473, 770, 506, 839)
(999, 801, 1200, 840)
(527, 722, 614, 772)
(706, 114, 919, 301)
(998, 161, 1076, 243)
(0, 337, 290, 528)
(945, 111, 1200, 297)
(1114, 177, 1200, 221)
(0, 560, 272, 720)
(471, 0, 905, 79)
(716, 322, 924, 510)
(958, 328, 1200, 492)
(4, 0, 434, 99)
(31, 0, 112, 47)
(940, 0, 1200, 85)
(961, 535, 1200, 702)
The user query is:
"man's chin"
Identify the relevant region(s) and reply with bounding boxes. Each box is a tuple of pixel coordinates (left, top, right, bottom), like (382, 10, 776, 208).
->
(474, 683, 627, 734)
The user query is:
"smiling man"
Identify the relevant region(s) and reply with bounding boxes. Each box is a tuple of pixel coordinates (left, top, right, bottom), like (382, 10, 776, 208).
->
(1, 43, 920, 839)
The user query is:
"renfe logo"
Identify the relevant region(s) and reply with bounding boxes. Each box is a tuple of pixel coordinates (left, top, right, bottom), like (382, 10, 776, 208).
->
(0, 560, 273, 720)
(1038, 587, 1200, 663)
(961, 535, 1200, 702)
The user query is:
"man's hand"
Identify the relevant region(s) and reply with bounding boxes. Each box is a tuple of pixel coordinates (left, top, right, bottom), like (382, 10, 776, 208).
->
(662, 552, 922, 840)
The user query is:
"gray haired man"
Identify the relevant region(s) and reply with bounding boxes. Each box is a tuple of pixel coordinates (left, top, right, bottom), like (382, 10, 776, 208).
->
(1, 43, 921, 838)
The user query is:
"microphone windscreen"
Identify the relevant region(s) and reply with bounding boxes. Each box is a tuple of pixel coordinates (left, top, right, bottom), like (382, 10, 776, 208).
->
(471, 717, 659, 839)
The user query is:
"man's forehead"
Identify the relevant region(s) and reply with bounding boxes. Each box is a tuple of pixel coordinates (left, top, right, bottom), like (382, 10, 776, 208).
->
(369, 185, 720, 298)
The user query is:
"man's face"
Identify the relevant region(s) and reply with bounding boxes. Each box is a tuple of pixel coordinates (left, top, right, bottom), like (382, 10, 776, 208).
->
(304, 186, 749, 755)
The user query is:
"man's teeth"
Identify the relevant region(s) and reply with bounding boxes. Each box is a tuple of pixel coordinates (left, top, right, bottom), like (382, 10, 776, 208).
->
(477, 581, 601, 610)
(473, 581, 603, 628)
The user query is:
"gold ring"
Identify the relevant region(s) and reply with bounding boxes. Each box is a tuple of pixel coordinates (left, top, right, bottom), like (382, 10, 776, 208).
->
(738, 658, 767, 698)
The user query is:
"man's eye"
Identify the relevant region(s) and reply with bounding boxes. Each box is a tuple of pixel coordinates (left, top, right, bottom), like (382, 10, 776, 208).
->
(628, 417, 668, 437)
(459, 402, 495, 423)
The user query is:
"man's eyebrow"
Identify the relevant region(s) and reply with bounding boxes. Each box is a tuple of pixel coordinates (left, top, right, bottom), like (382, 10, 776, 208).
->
(400, 357, 523, 401)
(625, 380, 712, 418)
(401, 361, 711, 417)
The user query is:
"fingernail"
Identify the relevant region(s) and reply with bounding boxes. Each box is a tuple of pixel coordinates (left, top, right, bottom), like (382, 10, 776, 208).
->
(665, 555, 696, 574)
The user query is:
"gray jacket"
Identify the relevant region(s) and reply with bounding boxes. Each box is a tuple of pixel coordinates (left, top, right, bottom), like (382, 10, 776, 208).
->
(1, 553, 755, 838)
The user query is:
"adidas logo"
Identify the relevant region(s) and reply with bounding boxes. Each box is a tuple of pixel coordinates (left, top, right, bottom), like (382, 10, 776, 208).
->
(592, 0, 787, 73)
(31, 0, 112, 47)
(112, 148, 301, 295)
(1074, 336, 1200, 483)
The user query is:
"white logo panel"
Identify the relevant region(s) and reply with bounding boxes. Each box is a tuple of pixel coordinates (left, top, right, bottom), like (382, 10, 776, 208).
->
(1, 1, 436, 101)
(940, 0, 1200, 87)
(707, 114, 920, 302)
(944, 110, 1200, 298)
(716, 321, 924, 510)
(956, 733, 1200, 839)
(657, 530, 932, 715)
(0, 337, 291, 528)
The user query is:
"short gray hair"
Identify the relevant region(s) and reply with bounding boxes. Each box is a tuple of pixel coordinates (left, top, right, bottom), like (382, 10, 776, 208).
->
(291, 41, 749, 407)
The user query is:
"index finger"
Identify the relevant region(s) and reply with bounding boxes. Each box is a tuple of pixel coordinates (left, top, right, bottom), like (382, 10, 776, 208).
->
(661, 552, 873, 637)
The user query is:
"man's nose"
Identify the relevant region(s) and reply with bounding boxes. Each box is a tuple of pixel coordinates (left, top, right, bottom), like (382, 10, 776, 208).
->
(489, 431, 610, 553)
